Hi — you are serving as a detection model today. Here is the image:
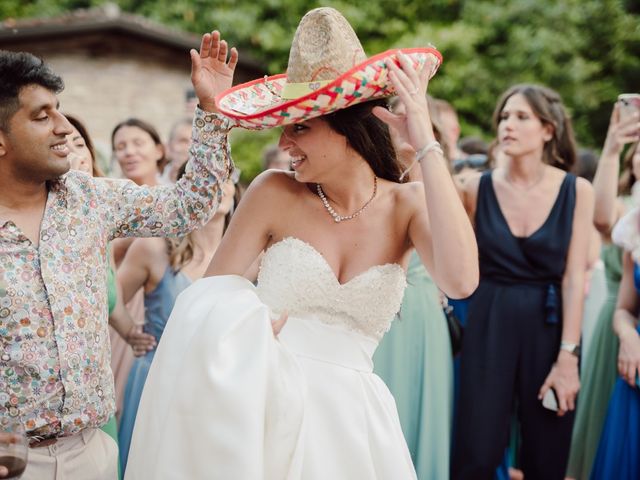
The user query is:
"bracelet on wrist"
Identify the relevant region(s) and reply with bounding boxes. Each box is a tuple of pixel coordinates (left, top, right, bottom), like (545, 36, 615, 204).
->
(559, 341, 581, 358)
(398, 141, 444, 181)
(415, 141, 444, 162)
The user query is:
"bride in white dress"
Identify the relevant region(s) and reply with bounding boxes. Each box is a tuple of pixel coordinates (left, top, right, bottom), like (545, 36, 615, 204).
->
(125, 7, 478, 480)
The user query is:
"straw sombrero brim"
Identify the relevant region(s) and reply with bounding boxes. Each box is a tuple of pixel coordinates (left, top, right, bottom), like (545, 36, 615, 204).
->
(215, 47, 443, 130)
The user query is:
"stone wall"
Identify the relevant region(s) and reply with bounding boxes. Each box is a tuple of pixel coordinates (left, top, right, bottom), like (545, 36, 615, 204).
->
(1, 32, 259, 175)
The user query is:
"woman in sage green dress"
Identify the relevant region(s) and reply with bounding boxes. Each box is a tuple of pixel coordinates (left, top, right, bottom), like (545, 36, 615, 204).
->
(565, 106, 640, 479)
(374, 254, 453, 479)
(373, 95, 453, 479)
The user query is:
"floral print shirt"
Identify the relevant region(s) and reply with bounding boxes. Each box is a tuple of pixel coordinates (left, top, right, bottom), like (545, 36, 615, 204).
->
(0, 108, 233, 438)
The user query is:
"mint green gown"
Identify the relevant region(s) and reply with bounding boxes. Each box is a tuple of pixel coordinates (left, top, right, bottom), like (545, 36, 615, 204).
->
(566, 243, 622, 479)
(101, 259, 121, 479)
(373, 251, 453, 479)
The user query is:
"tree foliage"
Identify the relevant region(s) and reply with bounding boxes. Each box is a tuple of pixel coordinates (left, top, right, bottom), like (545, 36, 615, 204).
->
(3, 0, 638, 179)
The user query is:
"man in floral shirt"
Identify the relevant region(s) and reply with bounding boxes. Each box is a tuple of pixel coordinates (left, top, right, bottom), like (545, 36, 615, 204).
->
(0, 31, 238, 479)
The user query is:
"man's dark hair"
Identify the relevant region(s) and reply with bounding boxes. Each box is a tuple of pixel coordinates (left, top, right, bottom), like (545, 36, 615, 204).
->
(0, 50, 64, 131)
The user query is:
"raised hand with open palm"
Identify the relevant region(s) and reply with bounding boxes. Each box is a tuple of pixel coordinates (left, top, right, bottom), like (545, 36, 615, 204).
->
(190, 31, 239, 113)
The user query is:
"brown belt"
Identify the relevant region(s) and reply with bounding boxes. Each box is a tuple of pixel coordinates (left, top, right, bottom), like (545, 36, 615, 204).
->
(28, 434, 60, 448)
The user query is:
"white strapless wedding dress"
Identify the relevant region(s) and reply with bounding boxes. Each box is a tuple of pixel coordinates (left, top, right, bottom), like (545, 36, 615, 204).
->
(124, 237, 414, 479)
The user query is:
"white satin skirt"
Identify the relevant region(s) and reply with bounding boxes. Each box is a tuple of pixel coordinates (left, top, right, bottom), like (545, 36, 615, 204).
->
(124, 275, 416, 480)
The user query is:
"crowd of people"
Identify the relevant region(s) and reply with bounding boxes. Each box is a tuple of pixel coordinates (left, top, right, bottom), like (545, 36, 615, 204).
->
(1, 6, 639, 480)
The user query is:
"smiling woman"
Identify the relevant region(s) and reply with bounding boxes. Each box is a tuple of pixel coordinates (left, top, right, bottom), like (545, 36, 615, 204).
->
(65, 114, 102, 177)
(111, 118, 165, 186)
(124, 7, 478, 480)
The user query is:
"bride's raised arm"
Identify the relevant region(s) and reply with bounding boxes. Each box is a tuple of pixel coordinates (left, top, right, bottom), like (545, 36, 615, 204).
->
(373, 54, 479, 298)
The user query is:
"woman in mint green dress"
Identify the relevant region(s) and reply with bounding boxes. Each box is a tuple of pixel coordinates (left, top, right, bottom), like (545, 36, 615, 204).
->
(373, 95, 453, 479)
(374, 253, 453, 479)
(565, 109, 639, 479)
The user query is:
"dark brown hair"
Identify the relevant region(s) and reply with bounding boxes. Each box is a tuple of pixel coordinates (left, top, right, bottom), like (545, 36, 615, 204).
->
(65, 114, 104, 177)
(111, 118, 167, 168)
(0, 51, 64, 131)
(492, 84, 577, 172)
(323, 98, 404, 182)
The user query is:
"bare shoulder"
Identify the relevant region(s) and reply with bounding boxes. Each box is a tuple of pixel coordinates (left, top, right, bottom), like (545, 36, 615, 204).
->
(127, 236, 167, 259)
(574, 175, 594, 201)
(574, 175, 594, 193)
(245, 169, 304, 200)
(390, 180, 425, 210)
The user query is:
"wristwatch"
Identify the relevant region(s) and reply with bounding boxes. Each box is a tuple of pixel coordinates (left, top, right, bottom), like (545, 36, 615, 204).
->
(560, 341, 581, 358)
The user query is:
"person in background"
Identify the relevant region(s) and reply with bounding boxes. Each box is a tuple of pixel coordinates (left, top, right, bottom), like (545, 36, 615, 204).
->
(571, 148, 606, 362)
(459, 136, 489, 157)
(117, 168, 239, 474)
(434, 98, 465, 162)
(566, 99, 640, 479)
(184, 87, 199, 116)
(590, 197, 640, 479)
(112, 118, 167, 189)
(372, 94, 453, 479)
(160, 117, 192, 184)
(454, 84, 594, 480)
(0, 39, 236, 479)
(453, 137, 490, 185)
(108, 117, 171, 421)
(261, 143, 291, 171)
(65, 113, 155, 480)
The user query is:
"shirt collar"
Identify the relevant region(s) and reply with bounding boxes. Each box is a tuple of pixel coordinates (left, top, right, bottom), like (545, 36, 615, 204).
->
(47, 175, 69, 208)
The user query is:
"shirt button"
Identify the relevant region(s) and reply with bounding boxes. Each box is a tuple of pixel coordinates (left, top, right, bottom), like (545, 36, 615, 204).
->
(50, 444, 57, 454)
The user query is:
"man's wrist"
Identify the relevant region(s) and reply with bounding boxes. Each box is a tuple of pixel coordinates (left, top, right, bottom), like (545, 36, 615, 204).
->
(193, 107, 233, 135)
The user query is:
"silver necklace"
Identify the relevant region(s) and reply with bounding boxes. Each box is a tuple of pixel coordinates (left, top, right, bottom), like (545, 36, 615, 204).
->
(316, 176, 377, 223)
(505, 167, 545, 192)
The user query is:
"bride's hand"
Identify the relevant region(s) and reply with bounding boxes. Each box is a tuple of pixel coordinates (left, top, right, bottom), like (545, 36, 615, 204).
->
(190, 30, 239, 113)
(272, 311, 288, 337)
(372, 52, 438, 151)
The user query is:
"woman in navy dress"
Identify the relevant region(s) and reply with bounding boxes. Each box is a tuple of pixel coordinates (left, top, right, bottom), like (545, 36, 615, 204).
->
(452, 85, 595, 480)
(590, 205, 640, 480)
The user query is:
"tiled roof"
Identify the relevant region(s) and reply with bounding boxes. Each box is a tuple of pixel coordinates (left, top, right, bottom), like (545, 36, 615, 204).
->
(0, 3, 262, 69)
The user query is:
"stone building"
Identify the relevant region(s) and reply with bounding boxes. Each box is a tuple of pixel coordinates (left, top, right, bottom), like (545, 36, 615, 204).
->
(0, 3, 265, 172)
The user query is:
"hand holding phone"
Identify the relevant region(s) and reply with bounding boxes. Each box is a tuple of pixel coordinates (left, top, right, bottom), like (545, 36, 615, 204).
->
(618, 93, 640, 122)
(542, 388, 559, 412)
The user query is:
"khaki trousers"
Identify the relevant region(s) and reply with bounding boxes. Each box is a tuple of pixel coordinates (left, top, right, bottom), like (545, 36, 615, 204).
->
(23, 428, 118, 480)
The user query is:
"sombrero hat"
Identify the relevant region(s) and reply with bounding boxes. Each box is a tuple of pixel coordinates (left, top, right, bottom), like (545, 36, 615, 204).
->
(215, 7, 443, 130)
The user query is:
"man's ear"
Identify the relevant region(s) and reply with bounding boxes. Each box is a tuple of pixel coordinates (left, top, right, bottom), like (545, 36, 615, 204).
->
(0, 130, 7, 157)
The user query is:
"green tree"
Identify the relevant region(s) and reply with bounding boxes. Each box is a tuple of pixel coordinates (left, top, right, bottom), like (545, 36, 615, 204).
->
(2, 0, 638, 179)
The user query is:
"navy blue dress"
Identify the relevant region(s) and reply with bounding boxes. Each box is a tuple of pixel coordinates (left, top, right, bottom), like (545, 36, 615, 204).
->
(590, 262, 640, 480)
(452, 171, 577, 480)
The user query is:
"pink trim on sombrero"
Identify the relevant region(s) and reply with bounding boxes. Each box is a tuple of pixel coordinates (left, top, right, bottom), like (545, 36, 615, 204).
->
(215, 47, 442, 123)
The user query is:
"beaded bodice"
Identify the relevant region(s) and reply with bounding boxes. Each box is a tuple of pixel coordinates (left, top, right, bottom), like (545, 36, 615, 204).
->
(256, 237, 407, 341)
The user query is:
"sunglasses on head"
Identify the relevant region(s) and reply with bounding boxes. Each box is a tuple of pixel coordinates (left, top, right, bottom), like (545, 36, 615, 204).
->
(452, 154, 489, 173)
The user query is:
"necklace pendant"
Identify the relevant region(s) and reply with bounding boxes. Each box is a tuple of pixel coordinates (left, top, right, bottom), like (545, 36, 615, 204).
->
(334, 216, 342, 223)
